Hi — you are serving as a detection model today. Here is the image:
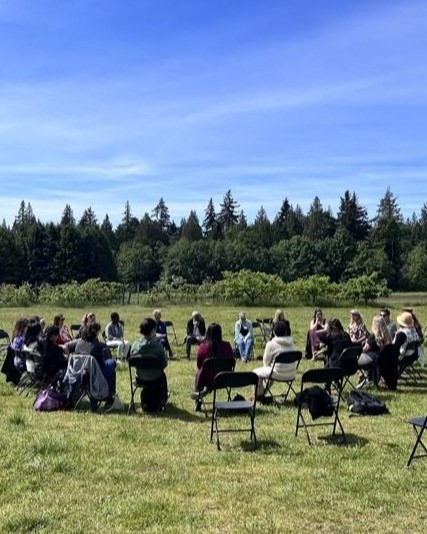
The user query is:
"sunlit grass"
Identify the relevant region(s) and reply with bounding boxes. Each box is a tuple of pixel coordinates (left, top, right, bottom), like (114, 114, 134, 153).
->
(0, 303, 426, 532)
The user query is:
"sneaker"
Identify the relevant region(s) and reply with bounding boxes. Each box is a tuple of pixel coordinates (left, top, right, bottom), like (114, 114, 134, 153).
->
(104, 395, 124, 412)
(190, 387, 207, 400)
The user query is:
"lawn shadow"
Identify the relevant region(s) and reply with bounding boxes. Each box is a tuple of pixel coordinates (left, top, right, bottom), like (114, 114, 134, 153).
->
(318, 432, 368, 447)
(241, 438, 282, 453)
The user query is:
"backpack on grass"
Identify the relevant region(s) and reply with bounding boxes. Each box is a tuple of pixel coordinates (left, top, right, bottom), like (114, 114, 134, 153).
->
(347, 389, 389, 416)
(33, 388, 64, 412)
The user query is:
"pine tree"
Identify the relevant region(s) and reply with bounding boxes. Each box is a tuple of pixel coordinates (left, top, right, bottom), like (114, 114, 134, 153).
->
(337, 190, 370, 240)
(181, 210, 203, 240)
(79, 206, 98, 227)
(218, 189, 239, 230)
(203, 198, 222, 239)
(152, 197, 171, 233)
(61, 204, 75, 226)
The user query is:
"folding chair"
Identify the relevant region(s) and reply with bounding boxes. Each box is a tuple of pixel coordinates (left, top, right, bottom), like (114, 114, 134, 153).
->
(70, 324, 81, 338)
(63, 354, 110, 411)
(337, 346, 362, 396)
(17, 352, 42, 396)
(407, 415, 427, 467)
(210, 371, 258, 451)
(195, 357, 236, 417)
(127, 355, 166, 415)
(398, 340, 422, 384)
(0, 329, 10, 364)
(264, 350, 302, 408)
(164, 321, 178, 346)
(295, 367, 346, 445)
(256, 318, 273, 346)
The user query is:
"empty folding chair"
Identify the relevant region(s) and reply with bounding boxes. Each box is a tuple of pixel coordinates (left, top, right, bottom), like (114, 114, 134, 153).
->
(164, 321, 178, 346)
(407, 415, 427, 467)
(210, 371, 258, 451)
(295, 367, 346, 445)
(264, 350, 303, 408)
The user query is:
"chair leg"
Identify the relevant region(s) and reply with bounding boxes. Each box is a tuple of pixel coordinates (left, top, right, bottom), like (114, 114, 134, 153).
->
(407, 424, 427, 467)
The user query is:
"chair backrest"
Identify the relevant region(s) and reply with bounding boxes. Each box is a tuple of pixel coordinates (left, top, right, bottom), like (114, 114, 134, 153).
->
(301, 367, 344, 386)
(214, 371, 258, 390)
(273, 350, 303, 366)
(202, 357, 236, 374)
(70, 324, 81, 338)
(128, 355, 164, 373)
(164, 321, 174, 328)
(0, 329, 10, 342)
(337, 346, 361, 375)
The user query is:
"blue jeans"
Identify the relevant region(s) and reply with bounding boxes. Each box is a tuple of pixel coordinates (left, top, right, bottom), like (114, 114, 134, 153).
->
(236, 337, 254, 361)
(101, 359, 116, 398)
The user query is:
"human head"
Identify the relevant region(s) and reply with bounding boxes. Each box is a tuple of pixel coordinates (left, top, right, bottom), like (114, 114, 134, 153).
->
(239, 312, 247, 322)
(205, 323, 223, 344)
(273, 321, 291, 337)
(153, 309, 162, 321)
(192, 311, 201, 322)
(45, 325, 60, 344)
(83, 312, 96, 325)
(350, 309, 362, 323)
(396, 311, 414, 329)
(110, 312, 120, 323)
(12, 318, 28, 338)
(53, 314, 65, 327)
(83, 322, 101, 341)
(380, 308, 391, 324)
(328, 318, 344, 335)
(371, 315, 392, 345)
(24, 320, 42, 345)
(313, 308, 323, 320)
(273, 309, 285, 323)
(402, 308, 421, 330)
(140, 318, 157, 338)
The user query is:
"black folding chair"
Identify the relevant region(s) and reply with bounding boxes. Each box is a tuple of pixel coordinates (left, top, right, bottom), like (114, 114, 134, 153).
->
(256, 318, 273, 346)
(195, 357, 236, 417)
(127, 355, 166, 415)
(70, 324, 81, 339)
(407, 415, 427, 467)
(164, 321, 178, 346)
(295, 367, 346, 445)
(210, 371, 258, 451)
(337, 346, 362, 397)
(0, 329, 10, 364)
(398, 340, 422, 384)
(264, 350, 302, 408)
(17, 352, 42, 396)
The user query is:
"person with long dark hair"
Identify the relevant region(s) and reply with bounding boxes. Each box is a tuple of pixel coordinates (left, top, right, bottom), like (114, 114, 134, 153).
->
(192, 323, 234, 410)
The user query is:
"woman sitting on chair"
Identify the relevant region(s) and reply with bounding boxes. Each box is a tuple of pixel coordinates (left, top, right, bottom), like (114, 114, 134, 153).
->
(191, 323, 234, 410)
(35, 326, 68, 383)
(305, 308, 327, 360)
(253, 321, 296, 399)
(65, 322, 117, 410)
(348, 309, 369, 345)
(234, 312, 254, 362)
(357, 315, 392, 388)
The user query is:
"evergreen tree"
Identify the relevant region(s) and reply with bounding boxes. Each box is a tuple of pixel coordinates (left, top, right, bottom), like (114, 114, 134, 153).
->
(60, 204, 75, 226)
(100, 214, 117, 251)
(116, 201, 139, 244)
(303, 196, 336, 240)
(181, 210, 203, 240)
(336, 190, 370, 240)
(236, 210, 248, 231)
(251, 206, 272, 248)
(218, 189, 239, 230)
(272, 198, 291, 240)
(203, 198, 222, 239)
(13, 200, 27, 229)
(79, 206, 98, 227)
(152, 197, 171, 233)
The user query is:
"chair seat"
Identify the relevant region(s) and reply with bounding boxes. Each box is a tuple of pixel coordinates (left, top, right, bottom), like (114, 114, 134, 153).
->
(216, 400, 253, 411)
(410, 416, 427, 428)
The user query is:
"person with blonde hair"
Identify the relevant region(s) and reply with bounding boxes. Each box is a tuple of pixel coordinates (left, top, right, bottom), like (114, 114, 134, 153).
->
(234, 312, 254, 362)
(357, 315, 392, 388)
(184, 311, 206, 359)
(348, 309, 369, 345)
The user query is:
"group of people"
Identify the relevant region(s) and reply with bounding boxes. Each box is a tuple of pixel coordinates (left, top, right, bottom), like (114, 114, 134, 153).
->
(305, 307, 425, 390)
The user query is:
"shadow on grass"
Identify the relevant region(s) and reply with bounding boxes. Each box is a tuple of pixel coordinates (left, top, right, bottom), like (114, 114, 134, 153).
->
(240, 438, 282, 453)
(124, 402, 202, 422)
(316, 432, 368, 447)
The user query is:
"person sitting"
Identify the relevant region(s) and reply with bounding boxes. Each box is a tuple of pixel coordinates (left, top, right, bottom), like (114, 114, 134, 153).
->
(78, 312, 97, 339)
(348, 309, 369, 345)
(153, 309, 176, 359)
(393, 311, 421, 373)
(253, 321, 296, 399)
(324, 318, 353, 368)
(105, 312, 130, 361)
(53, 314, 72, 344)
(35, 326, 68, 384)
(65, 322, 117, 410)
(130, 318, 168, 409)
(191, 323, 234, 410)
(379, 308, 397, 339)
(234, 312, 254, 362)
(357, 315, 392, 388)
(305, 308, 327, 360)
(184, 311, 206, 359)
(23, 319, 44, 353)
(271, 309, 291, 339)
(11, 317, 29, 373)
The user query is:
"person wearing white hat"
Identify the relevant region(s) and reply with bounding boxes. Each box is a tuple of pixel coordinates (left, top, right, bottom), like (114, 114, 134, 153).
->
(393, 311, 420, 360)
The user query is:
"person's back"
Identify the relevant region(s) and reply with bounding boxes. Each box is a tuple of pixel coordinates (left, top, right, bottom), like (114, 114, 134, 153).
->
(131, 318, 167, 381)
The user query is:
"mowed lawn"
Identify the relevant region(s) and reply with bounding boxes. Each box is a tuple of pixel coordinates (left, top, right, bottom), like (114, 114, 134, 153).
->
(0, 304, 426, 533)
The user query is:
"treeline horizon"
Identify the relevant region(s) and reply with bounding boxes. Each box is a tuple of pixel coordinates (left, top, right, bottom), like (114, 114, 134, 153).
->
(0, 187, 426, 292)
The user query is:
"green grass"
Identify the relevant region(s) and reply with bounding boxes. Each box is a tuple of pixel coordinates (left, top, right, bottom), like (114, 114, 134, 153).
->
(0, 304, 426, 533)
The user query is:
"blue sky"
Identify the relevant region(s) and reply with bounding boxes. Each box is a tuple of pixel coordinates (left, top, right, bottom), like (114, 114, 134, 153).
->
(0, 0, 426, 226)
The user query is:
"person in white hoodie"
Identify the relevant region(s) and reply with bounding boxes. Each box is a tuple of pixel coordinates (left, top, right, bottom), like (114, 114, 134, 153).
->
(253, 321, 296, 398)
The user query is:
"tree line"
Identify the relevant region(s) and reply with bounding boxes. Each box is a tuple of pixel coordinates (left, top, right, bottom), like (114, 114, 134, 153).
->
(0, 188, 426, 292)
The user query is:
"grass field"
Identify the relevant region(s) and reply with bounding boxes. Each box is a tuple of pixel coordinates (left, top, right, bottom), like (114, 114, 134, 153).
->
(0, 304, 426, 533)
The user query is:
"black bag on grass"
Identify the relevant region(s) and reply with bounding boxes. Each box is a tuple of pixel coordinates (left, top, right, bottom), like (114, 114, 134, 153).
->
(347, 390, 389, 416)
(140, 374, 168, 413)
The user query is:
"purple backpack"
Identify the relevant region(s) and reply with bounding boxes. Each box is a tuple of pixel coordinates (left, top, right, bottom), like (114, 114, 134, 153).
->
(33, 389, 64, 411)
